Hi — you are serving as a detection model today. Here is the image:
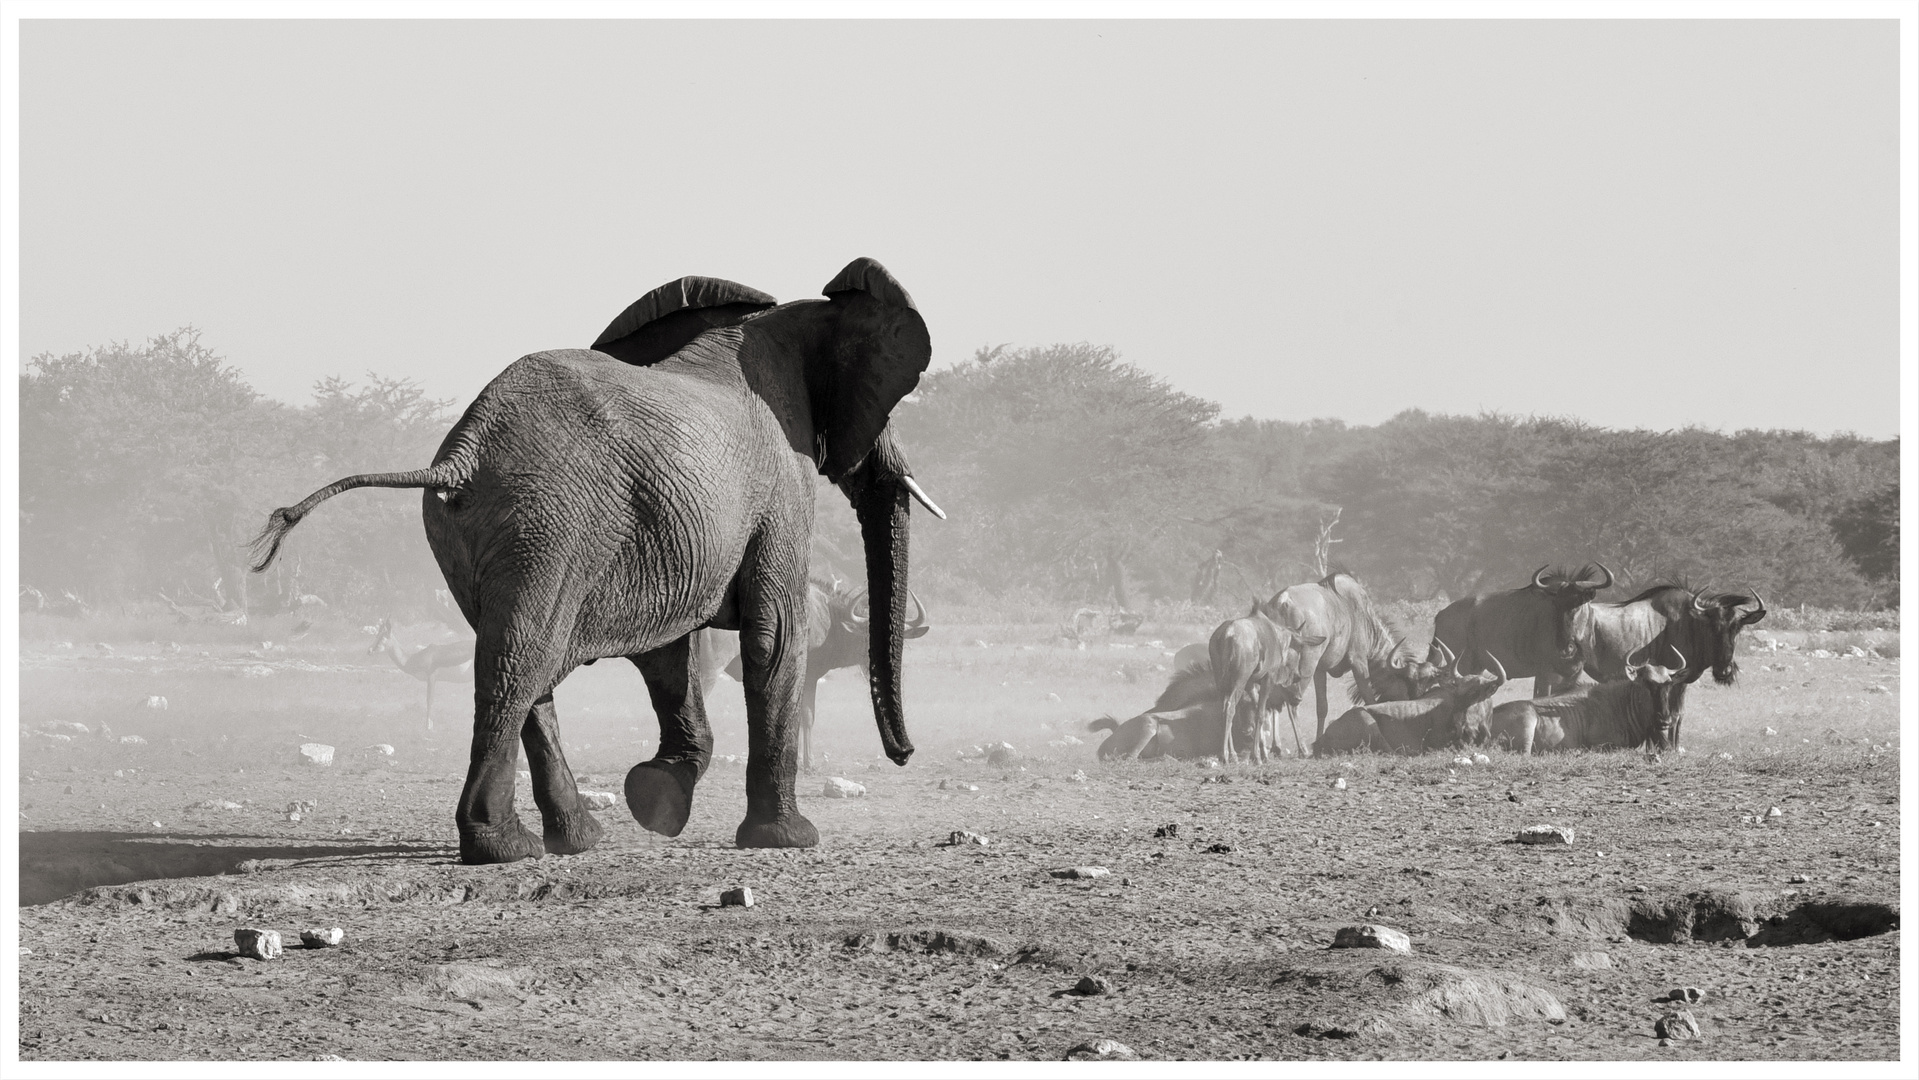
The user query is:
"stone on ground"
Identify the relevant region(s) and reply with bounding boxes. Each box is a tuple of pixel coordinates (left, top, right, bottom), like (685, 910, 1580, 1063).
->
(233, 928, 282, 960)
(297, 743, 334, 767)
(1074, 975, 1112, 996)
(986, 742, 1020, 766)
(1332, 924, 1413, 954)
(1668, 987, 1703, 1004)
(1472, 753, 1491, 765)
(1051, 866, 1109, 879)
(1656, 1009, 1701, 1040)
(1517, 825, 1574, 845)
(948, 830, 990, 847)
(1063, 1038, 1137, 1061)
(578, 790, 618, 810)
(823, 776, 867, 799)
(720, 887, 755, 908)
(300, 927, 345, 948)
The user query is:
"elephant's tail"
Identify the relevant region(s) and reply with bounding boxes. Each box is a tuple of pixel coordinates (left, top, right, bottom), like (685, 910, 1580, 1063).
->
(249, 455, 474, 572)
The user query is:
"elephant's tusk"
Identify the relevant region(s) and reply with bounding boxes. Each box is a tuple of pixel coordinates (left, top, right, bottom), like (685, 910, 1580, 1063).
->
(902, 475, 947, 520)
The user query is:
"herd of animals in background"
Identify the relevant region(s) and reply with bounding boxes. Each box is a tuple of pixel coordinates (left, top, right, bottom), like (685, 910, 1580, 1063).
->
(1089, 565, 1767, 761)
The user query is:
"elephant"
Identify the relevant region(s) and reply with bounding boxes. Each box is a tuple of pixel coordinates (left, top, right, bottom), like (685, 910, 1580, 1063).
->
(250, 258, 945, 864)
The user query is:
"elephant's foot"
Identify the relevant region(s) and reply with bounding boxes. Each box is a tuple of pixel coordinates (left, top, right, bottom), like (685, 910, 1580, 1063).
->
(542, 806, 605, 856)
(459, 818, 544, 865)
(736, 813, 819, 849)
(625, 759, 699, 838)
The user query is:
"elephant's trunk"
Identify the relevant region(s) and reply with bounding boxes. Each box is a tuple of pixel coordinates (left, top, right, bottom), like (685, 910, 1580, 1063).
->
(853, 474, 915, 765)
(841, 429, 921, 766)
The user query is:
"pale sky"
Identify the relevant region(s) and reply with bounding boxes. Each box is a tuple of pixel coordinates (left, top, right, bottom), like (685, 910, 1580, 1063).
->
(19, 18, 1902, 437)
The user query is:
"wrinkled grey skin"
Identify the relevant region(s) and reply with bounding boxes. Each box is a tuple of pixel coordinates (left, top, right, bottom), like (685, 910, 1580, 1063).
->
(252, 259, 935, 864)
(1432, 563, 1614, 700)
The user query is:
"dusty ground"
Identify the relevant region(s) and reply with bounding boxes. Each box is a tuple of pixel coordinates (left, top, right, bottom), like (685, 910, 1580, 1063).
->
(14, 615, 1907, 1061)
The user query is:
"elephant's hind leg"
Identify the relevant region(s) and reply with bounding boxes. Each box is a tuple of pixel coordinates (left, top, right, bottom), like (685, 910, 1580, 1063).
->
(521, 691, 602, 855)
(625, 634, 713, 839)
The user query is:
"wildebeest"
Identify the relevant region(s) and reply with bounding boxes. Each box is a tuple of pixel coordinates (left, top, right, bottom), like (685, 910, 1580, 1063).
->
(1088, 664, 1224, 761)
(1573, 584, 1765, 746)
(1211, 601, 1324, 762)
(1313, 653, 1507, 756)
(1432, 563, 1613, 699)
(1488, 645, 1685, 754)
(698, 577, 930, 769)
(1272, 571, 1452, 746)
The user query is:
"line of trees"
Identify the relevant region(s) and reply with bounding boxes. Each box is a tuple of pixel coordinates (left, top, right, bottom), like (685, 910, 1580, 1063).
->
(17, 331, 1900, 622)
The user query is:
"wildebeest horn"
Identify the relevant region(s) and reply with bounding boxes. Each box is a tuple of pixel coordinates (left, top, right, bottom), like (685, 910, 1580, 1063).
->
(1667, 644, 1687, 672)
(1740, 588, 1767, 624)
(848, 592, 871, 626)
(1531, 565, 1552, 590)
(1577, 563, 1613, 591)
(1487, 651, 1507, 685)
(905, 589, 928, 629)
(902, 475, 947, 520)
(1432, 638, 1456, 670)
(1692, 589, 1713, 615)
(1624, 642, 1649, 678)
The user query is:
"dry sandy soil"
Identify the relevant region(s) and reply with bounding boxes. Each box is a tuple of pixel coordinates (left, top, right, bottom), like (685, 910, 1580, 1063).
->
(14, 616, 1906, 1061)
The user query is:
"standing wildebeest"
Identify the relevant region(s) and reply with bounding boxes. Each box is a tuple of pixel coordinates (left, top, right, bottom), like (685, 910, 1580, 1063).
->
(1272, 571, 1453, 747)
(1211, 601, 1324, 762)
(1488, 645, 1686, 754)
(1088, 663, 1224, 761)
(250, 260, 941, 862)
(1313, 653, 1507, 756)
(1432, 563, 1613, 699)
(1573, 585, 1765, 747)
(701, 578, 930, 769)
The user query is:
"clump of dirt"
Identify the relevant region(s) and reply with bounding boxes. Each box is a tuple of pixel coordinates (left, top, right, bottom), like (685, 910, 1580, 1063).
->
(844, 929, 1007, 957)
(1274, 960, 1566, 1030)
(1495, 889, 1898, 948)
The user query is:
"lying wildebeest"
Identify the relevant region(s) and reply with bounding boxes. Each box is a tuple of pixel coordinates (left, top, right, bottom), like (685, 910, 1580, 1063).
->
(1211, 601, 1324, 762)
(1313, 653, 1506, 756)
(1488, 645, 1686, 754)
(1432, 563, 1613, 699)
(1272, 571, 1452, 747)
(1573, 584, 1764, 747)
(1087, 663, 1224, 762)
(697, 578, 930, 770)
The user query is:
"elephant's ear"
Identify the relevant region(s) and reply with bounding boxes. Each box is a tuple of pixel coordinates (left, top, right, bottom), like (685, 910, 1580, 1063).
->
(816, 258, 932, 480)
(593, 276, 777, 366)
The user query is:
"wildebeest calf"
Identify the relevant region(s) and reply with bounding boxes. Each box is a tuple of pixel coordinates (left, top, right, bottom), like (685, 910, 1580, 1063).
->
(1313, 654, 1507, 756)
(1089, 664, 1223, 761)
(1488, 646, 1685, 754)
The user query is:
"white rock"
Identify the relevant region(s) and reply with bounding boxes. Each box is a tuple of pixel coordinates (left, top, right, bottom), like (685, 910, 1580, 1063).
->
(1656, 1010, 1701, 1040)
(949, 830, 991, 846)
(233, 928, 282, 960)
(1716, 752, 1734, 761)
(1072, 770, 1088, 782)
(823, 776, 866, 799)
(1053, 866, 1109, 879)
(1473, 753, 1491, 765)
(1452, 756, 1473, 766)
(579, 790, 618, 810)
(720, 887, 754, 908)
(1332, 924, 1413, 953)
(193, 799, 243, 811)
(144, 696, 168, 710)
(300, 927, 344, 948)
(297, 743, 334, 767)
(1766, 806, 1783, 818)
(1333, 777, 1347, 791)
(367, 743, 395, 756)
(120, 735, 146, 745)
(1063, 1039, 1137, 1061)
(1517, 825, 1575, 845)
(1763, 726, 1778, 736)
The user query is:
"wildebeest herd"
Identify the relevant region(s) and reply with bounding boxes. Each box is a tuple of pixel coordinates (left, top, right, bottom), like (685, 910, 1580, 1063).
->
(1086, 567, 1768, 764)
(247, 258, 1770, 863)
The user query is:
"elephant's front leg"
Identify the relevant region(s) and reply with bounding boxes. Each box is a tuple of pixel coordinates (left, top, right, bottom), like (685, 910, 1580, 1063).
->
(736, 575, 817, 849)
(624, 634, 713, 839)
(521, 691, 602, 855)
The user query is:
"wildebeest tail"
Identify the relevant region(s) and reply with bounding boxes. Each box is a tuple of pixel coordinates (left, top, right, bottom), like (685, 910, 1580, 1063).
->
(249, 447, 477, 572)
